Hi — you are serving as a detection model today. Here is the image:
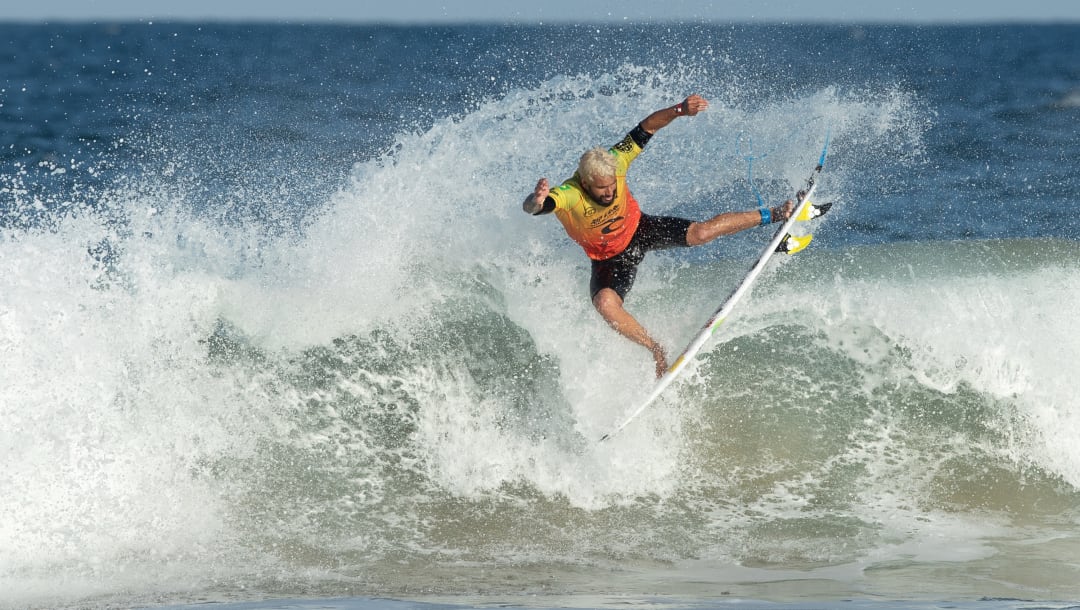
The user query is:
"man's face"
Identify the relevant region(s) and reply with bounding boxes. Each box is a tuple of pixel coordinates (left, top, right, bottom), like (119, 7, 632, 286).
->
(584, 174, 617, 205)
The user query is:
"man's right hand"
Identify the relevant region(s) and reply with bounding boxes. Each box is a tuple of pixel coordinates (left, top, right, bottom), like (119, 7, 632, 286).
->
(522, 178, 550, 214)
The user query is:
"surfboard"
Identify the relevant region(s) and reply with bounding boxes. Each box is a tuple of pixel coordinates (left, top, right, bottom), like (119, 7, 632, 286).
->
(599, 144, 831, 442)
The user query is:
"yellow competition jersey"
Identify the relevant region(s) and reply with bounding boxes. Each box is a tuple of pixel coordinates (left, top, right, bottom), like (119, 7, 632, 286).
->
(549, 132, 644, 261)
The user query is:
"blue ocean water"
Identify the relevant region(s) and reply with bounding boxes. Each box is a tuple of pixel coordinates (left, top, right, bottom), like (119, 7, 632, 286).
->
(2, 21, 1080, 610)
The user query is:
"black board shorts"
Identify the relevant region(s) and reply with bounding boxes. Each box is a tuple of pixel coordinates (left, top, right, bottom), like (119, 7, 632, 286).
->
(590, 214, 694, 300)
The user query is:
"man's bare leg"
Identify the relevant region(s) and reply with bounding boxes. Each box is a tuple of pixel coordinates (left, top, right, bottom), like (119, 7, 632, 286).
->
(588, 202, 793, 379)
(687, 210, 762, 246)
(686, 201, 794, 246)
(592, 288, 668, 379)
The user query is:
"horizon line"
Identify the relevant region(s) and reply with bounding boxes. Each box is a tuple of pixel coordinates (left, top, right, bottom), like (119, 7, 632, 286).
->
(2, 16, 1078, 25)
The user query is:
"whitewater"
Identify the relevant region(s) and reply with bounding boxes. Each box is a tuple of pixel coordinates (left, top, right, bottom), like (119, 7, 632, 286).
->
(1, 22, 1079, 610)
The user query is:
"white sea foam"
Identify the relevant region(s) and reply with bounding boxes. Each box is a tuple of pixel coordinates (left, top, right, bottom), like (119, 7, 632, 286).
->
(5, 66, 1069, 609)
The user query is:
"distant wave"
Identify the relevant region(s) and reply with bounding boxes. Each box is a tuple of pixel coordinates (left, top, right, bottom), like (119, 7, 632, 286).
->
(1056, 88, 1080, 108)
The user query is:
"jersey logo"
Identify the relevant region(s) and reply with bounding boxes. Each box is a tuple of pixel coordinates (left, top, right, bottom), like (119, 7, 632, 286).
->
(612, 135, 635, 155)
(597, 215, 625, 234)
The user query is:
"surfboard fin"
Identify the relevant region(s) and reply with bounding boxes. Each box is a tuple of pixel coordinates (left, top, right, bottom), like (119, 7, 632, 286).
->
(776, 233, 813, 254)
(795, 202, 832, 222)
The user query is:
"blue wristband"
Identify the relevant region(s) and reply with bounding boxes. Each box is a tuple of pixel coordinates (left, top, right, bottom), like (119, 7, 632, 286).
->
(759, 207, 771, 226)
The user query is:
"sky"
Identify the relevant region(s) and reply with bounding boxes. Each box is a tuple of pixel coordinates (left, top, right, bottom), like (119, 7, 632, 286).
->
(2, 0, 1079, 23)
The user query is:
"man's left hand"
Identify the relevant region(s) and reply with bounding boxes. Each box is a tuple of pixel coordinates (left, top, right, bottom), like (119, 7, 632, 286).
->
(681, 94, 709, 116)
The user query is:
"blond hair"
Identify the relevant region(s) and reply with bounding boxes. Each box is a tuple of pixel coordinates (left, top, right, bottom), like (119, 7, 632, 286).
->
(577, 147, 617, 183)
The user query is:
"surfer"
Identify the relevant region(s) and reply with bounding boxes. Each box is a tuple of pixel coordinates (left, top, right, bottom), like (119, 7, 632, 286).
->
(523, 95, 794, 379)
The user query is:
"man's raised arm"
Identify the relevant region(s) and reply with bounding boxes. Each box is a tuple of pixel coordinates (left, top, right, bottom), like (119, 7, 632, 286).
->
(638, 94, 709, 135)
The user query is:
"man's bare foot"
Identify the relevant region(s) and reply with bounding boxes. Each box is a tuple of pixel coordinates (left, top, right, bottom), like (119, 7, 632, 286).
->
(651, 346, 669, 379)
(774, 199, 795, 221)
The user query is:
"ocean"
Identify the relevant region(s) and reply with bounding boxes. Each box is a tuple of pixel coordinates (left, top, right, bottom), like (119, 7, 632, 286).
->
(2, 20, 1080, 610)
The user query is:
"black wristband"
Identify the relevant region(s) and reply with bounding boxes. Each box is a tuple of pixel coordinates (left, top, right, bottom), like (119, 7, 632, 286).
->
(628, 123, 653, 148)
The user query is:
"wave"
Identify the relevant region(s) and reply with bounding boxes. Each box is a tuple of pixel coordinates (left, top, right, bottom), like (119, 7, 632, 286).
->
(4, 67, 1078, 605)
